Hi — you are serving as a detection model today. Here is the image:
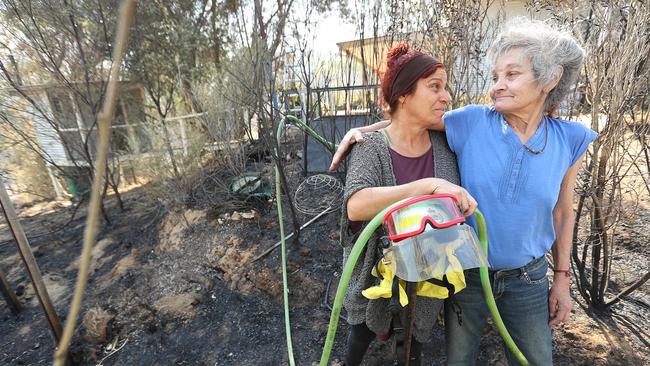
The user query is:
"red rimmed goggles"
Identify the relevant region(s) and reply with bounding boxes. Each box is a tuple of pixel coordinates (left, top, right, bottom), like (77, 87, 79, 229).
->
(382, 194, 465, 242)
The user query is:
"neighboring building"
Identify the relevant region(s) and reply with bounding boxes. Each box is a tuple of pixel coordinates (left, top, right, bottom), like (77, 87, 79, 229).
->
(0, 81, 157, 199)
(1, 81, 149, 165)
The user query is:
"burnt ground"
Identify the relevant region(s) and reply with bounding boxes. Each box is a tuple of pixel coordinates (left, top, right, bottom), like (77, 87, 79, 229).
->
(0, 152, 649, 366)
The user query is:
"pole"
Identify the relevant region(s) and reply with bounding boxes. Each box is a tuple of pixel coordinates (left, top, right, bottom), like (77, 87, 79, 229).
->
(0, 180, 63, 341)
(403, 282, 417, 366)
(0, 269, 22, 314)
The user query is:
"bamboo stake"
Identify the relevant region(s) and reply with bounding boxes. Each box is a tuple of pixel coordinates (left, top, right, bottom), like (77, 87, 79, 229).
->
(53, 1, 136, 364)
(0, 269, 22, 315)
(0, 181, 61, 338)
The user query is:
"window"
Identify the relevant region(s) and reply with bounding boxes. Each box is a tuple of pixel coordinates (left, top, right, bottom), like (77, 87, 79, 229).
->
(48, 85, 150, 163)
(48, 90, 78, 129)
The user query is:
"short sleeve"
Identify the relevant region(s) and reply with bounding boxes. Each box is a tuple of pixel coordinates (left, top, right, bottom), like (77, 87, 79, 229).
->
(444, 104, 488, 154)
(569, 123, 598, 166)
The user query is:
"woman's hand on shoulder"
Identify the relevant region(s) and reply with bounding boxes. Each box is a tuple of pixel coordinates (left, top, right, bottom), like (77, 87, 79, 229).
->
(329, 120, 392, 171)
(329, 128, 365, 171)
(415, 178, 477, 216)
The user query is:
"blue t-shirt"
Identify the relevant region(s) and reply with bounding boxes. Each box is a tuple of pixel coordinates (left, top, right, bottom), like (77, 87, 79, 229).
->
(445, 104, 597, 269)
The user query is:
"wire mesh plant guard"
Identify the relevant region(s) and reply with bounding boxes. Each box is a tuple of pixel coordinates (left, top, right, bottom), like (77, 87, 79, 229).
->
(293, 174, 344, 216)
(293, 175, 350, 324)
(251, 174, 343, 263)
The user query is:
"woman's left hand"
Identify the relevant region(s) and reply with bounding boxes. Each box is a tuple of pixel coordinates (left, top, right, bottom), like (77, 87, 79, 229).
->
(548, 276, 572, 325)
(548, 157, 582, 326)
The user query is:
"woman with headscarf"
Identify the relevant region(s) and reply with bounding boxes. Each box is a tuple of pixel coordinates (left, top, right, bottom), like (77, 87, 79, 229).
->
(340, 43, 476, 366)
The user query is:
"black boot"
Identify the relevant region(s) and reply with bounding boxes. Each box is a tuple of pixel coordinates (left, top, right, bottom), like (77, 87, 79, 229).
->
(344, 323, 376, 366)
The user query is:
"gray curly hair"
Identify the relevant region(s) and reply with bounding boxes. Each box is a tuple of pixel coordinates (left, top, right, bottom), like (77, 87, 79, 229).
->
(488, 18, 585, 114)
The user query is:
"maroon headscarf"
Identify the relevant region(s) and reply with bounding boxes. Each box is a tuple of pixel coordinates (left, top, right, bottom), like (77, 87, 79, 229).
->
(381, 43, 443, 111)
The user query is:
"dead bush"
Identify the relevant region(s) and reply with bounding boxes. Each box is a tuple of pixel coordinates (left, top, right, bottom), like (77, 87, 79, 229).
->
(82, 307, 114, 344)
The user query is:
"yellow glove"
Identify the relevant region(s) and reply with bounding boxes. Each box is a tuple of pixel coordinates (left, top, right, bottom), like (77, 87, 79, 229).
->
(416, 242, 467, 297)
(361, 261, 408, 306)
(416, 271, 466, 298)
(362, 260, 466, 305)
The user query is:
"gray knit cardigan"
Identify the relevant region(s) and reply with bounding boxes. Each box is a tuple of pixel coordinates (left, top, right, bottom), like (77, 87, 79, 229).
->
(339, 129, 460, 342)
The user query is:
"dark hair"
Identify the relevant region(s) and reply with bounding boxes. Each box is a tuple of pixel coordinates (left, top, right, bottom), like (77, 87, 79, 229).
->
(381, 43, 443, 113)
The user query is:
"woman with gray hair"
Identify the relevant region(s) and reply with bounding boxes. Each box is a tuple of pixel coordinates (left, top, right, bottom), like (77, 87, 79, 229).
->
(330, 19, 597, 365)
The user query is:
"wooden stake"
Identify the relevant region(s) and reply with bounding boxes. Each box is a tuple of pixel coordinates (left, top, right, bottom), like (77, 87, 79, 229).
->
(0, 269, 22, 314)
(0, 180, 63, 340)
(404, 281, 418, 366)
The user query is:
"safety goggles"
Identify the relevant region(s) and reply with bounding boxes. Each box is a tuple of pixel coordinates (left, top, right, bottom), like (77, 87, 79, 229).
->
(382, 194, 465, 242)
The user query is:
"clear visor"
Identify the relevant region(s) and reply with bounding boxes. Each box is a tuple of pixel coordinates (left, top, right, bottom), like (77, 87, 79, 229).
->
(382, 225, 490, 282)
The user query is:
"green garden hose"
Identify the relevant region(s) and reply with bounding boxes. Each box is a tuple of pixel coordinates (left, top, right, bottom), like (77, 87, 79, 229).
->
(319, 206, 529, 366)
(275, 119, 296, 366)
(275, 113, 338, 365)
(319, 199, 395, 366)
(285, 115, 338, 153)
(474, 211, 528, 365)
(275, 114, 340, 365)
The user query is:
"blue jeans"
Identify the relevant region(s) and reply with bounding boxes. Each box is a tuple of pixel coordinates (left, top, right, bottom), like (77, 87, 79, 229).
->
(445, 256, 552, 366)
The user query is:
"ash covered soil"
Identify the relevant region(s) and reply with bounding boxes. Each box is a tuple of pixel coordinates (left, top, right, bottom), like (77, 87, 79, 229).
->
(1, 155, 649, 366)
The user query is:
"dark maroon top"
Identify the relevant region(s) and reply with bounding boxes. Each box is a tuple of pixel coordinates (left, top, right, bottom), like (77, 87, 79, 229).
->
(389, 145, 434, 184)
(350, 145, 434, 233)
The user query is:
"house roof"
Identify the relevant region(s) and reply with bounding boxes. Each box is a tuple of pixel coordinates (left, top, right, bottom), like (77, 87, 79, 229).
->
(336, 33, 430, 75)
